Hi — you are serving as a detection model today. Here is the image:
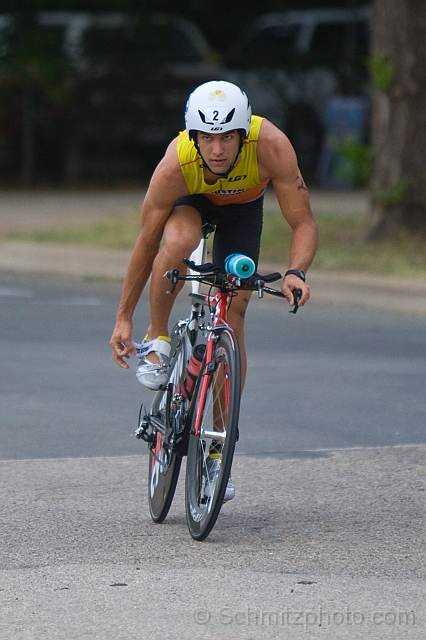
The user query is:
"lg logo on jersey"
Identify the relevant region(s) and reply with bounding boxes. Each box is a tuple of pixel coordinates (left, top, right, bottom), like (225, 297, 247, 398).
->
(228, 175, 247, 182)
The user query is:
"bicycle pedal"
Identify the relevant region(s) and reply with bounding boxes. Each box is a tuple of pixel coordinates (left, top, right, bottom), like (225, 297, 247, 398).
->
(135, 419, 156, 443)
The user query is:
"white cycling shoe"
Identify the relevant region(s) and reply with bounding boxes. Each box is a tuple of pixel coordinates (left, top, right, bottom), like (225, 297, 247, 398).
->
(204, 454, 235, 502)
(135, 336, 171, 390)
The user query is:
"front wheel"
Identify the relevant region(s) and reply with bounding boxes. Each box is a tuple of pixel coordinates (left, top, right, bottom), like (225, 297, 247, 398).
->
(185, 330, 241, 541)
(148, 323, 190, 523)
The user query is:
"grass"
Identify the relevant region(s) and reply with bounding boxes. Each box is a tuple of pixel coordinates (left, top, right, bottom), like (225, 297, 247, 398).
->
(3, 208, 426, 280)
(260, 209, 426, 279)
(4, 212, 142, 251)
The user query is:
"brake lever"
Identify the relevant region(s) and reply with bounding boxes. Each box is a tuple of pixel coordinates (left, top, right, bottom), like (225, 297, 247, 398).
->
(289, 288, 303, 314)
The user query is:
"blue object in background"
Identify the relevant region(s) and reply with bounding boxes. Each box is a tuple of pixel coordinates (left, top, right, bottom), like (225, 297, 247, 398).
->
(316, 95, 369, 188)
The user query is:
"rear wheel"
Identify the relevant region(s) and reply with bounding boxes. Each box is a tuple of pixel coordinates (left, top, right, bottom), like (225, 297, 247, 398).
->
(148, 323, 190, 523)
(185, 330, 240, 541)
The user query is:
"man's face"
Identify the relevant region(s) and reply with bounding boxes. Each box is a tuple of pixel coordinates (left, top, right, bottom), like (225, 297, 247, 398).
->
(196, 130, 240, 174)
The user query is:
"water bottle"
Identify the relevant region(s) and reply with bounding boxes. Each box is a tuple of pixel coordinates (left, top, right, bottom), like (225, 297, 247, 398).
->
(182, 344, 206, 400)
(224, 254, 255, 279)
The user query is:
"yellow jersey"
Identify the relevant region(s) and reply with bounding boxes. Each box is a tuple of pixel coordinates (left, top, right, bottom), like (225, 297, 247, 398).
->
(176, 115, 269, 206)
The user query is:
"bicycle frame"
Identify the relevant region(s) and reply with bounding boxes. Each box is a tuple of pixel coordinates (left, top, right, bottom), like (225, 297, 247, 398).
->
(186, 237, 235, 439)
(191, 291, 234, 439)
(178, 232, 299, 439)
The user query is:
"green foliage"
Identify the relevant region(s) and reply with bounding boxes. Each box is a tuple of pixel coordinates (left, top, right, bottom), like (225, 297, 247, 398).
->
(1, 13, 72, 104)
(336, 141, 373, 188)
(378, 179, 409, 205)
(366, 54, 396, 92)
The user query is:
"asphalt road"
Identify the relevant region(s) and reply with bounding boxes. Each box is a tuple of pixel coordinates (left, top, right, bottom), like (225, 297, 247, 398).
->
(1, 269, 425, 639)
(1, 447, 424, 639)
(1, 270, 425, 460)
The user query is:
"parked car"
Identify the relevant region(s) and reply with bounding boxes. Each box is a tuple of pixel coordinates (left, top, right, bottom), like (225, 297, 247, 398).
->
(224, 5, 372, 179)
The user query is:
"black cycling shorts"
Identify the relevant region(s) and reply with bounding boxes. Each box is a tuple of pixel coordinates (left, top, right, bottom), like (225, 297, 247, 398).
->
(174, 194, 264, 268)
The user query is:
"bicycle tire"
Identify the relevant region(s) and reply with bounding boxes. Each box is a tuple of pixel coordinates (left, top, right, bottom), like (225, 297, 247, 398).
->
(185, 330, 241, 541)
(148, 322, 190, 523)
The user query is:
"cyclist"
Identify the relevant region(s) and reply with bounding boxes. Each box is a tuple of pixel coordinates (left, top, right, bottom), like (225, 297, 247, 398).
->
(110, 80, 319, 497)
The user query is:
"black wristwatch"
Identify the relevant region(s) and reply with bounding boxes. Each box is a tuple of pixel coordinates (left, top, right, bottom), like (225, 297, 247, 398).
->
(284, 269, 306, 282)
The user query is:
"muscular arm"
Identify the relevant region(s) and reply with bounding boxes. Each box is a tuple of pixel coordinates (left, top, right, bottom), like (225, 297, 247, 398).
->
(110, 139, 189, 367)
(257, 119, 319, 305)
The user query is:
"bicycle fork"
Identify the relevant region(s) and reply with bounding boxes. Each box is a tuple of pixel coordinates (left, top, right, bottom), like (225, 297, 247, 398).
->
(191, 330, 230, 446)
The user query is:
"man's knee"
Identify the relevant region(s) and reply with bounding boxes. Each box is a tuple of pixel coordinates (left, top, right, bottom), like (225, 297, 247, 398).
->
(163, 206, 202, 254)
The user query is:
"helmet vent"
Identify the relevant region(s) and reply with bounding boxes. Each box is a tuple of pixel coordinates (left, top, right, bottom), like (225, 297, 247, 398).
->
(224, 108, 235, 123)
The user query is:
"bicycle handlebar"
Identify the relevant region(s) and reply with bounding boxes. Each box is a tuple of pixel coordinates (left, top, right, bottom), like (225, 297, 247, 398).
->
(166, 259, 303, 314)
(182, 257, 282, 283)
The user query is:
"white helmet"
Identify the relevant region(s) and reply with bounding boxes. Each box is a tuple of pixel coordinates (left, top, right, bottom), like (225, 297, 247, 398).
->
(185, 80, 252, 137)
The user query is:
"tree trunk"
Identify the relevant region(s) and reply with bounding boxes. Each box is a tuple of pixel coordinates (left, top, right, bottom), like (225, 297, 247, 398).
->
(368, 0, 426, 239)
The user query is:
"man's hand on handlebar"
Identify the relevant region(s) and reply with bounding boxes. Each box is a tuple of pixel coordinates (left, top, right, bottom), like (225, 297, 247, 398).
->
(282, 274, 310, 309)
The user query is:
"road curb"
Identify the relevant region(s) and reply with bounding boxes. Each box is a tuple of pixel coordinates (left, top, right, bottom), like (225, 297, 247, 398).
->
(1, 241, 426, 316)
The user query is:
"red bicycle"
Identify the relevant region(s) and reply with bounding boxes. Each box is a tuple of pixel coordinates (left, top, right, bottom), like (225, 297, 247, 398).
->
(135, 233, 301, 541)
